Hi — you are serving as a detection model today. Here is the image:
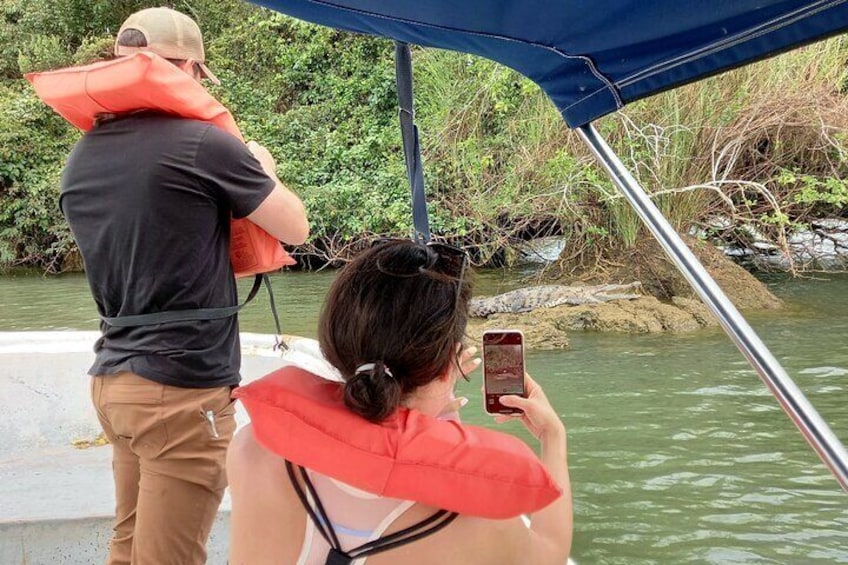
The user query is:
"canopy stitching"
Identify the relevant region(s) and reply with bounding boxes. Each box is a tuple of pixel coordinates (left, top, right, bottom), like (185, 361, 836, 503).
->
(617, 0, 846, 88)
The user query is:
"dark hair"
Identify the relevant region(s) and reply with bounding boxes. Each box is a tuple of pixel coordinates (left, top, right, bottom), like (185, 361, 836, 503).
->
(116, 28, 186, 67)
(319, 240, 472, 422)
(116, 28, 148, 48)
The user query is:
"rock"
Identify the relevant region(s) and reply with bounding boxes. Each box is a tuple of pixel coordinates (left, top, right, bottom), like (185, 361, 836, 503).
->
(550, 296, 716, 334)
(517, 236, 567, 264)
(467, 314, 570, 350)
(465, 295, 721, 350)
(711, 217, 848, 272)
(671, 296, 716, 326)
(464, 235, 782, 349)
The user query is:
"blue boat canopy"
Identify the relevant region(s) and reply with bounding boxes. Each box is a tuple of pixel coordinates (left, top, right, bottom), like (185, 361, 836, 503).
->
(249, 0, 848, 127)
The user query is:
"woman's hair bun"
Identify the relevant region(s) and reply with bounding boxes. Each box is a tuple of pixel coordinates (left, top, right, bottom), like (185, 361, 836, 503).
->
(343, 362, 401, 422)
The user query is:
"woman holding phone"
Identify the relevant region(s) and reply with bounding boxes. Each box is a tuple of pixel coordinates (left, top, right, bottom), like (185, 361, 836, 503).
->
(227, 239, 573, 565)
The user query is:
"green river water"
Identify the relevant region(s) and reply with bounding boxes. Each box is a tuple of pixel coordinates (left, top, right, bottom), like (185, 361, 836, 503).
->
(1, 269, 846, 564)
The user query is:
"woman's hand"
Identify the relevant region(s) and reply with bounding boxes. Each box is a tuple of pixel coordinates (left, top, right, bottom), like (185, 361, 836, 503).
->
(494, 373, 565, 443)
(437, 346, 480, 420)
(497, 374, 573, 565)
(454, 345, 481, 381)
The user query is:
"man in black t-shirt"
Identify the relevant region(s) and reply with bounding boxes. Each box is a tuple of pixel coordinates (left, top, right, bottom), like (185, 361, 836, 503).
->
(58, 8, 308, 564)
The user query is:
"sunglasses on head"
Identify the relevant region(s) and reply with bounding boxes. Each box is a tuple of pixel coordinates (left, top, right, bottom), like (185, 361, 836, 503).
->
(371, 237, 468, 307)
(371, 238, 466, 276)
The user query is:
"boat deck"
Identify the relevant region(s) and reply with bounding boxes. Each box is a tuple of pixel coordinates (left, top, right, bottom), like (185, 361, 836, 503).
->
(0, 332, 282, 564)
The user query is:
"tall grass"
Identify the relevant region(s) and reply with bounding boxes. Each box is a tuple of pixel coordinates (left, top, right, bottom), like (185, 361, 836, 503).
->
(581, 37, 848, 268)
(412, 37, 848, 269)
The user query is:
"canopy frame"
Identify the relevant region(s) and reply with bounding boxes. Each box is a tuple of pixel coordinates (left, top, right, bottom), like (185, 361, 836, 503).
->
(388, 38, 848, 494)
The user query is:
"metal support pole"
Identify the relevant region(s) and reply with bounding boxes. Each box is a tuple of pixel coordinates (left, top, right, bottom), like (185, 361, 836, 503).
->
(577, 123, 848, 493)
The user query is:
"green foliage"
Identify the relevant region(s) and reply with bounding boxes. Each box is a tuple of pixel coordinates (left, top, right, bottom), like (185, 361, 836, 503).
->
(71, 35, 114, 65)
(0, 83, 79, 269)
(1, 0, 847, 271)
(778, 169, 848, 208)
(207, 10, 417, 240)
(17, 34, 72, 74)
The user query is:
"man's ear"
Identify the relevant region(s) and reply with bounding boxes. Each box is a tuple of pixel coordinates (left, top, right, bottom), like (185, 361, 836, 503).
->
(178, 58, 202, 82)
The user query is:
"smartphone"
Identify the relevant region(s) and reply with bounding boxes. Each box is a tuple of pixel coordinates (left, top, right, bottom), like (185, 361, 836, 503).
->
(482, 330, 526, 414)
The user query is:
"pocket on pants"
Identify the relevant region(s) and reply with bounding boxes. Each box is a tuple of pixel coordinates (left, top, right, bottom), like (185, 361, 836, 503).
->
(101, 380, 168, 458)
(177, 388, 235, 491)
(199, 393, 237, 441)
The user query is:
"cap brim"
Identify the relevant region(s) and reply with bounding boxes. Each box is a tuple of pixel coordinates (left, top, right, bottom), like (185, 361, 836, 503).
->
(198, 62, 221, 85)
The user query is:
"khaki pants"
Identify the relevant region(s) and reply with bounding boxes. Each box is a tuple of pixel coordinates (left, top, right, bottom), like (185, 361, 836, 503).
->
(91, 372, 236, 565)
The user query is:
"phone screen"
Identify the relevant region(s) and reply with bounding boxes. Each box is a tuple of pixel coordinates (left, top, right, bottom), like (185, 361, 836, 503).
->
(483, 330, 525, 414)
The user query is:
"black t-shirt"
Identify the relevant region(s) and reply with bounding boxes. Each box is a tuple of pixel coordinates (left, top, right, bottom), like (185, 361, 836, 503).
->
(59, 113, 275, 388)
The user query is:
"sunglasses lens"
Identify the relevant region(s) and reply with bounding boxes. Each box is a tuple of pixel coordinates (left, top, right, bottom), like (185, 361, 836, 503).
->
(427, 243, 466, 276)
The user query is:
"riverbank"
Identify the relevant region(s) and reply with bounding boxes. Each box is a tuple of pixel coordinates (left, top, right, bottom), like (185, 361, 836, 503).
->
(0, 246, 839, 355)
(468, 236, 785, 349)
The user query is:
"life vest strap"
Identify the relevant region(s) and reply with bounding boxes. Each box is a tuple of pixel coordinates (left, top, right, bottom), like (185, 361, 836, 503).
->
(100, 273, 266, 327)
(286, 461, 458, 564)
(262, 272, 286, 350)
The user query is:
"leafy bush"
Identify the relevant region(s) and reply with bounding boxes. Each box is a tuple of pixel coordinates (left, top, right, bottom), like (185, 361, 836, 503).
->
(0, 83, 78, 269)
(1, 0, 847, 272)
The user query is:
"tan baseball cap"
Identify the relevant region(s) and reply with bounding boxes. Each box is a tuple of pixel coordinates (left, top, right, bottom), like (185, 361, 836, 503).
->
(114, 7, 220, 85)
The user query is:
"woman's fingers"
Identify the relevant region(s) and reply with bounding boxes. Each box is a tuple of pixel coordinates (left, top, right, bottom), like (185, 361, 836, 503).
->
(494, 375, 564, 440)
(499, 394, 530, 410)
(459, 346, 481, 375)
(437, 396, 469, 421)
(493, 414, 521, 424)
(462, 357, 481, 374)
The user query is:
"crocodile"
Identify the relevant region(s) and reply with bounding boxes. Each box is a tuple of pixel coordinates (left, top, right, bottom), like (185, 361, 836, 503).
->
(469, 282, 643, 318)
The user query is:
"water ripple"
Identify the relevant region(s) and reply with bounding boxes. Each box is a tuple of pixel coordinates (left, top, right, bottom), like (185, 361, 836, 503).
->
(798, 366, 848, 377)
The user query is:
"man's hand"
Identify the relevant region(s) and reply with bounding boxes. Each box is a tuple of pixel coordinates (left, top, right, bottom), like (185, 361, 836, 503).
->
(244, 140, 309, 245)
(247, 141, 277, 178)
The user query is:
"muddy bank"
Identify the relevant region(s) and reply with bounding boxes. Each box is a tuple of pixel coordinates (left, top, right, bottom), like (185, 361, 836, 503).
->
(564, 236, 783, 311)
(468, 237, 783, 349)
(467, 312, 572, 350)
(467, 295, 716, 349)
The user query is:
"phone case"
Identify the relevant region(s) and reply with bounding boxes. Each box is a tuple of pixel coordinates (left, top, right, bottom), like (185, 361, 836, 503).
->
(482, 330, 526, 414)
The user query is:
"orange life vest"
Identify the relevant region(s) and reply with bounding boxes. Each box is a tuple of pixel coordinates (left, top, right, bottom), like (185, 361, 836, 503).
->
(25, 52, 294, 278)
(234, 366, 562, 519)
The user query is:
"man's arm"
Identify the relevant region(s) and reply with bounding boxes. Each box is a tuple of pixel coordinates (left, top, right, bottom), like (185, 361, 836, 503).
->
(246, 141, 309, 245)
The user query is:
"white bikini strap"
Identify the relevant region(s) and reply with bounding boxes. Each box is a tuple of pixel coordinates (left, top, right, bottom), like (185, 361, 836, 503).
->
(371, 500, 417, 540)
(350, 500, 417, 565)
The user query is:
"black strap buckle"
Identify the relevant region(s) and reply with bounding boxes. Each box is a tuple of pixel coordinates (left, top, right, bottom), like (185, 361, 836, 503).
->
(325, 548, 354, 565)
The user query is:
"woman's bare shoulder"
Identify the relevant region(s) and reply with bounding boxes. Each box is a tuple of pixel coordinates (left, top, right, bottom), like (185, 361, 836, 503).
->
(228, 428, 306, 563)
(455, 515, 532, 563)
(227, 424, 288, 483)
